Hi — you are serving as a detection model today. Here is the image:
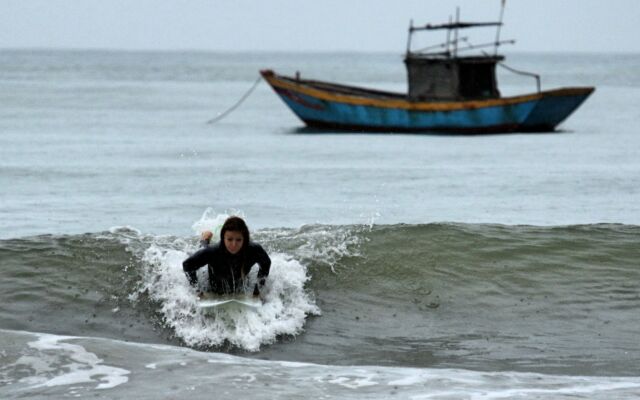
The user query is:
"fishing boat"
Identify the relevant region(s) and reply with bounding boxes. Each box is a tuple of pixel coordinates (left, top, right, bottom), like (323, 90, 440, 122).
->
(261, 6, 594, 134)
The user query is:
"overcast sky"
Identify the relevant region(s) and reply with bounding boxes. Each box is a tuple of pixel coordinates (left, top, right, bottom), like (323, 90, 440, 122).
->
(2, 0, 639, 53)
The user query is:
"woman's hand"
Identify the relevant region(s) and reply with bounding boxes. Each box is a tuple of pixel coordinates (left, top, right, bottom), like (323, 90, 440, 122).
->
(201, 230, 213, 242)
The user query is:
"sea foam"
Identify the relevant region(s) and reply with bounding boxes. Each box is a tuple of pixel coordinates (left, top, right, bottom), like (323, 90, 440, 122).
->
(134, 210, 321, 351)
(6, 333, 129, 390)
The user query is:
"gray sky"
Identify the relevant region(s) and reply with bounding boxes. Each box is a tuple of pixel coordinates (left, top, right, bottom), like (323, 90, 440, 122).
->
(2, 0, 639, 53)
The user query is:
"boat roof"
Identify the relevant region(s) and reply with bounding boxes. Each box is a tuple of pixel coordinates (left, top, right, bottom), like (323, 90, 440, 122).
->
(406, 18, 512, 58)
(410, 21, 502, 32)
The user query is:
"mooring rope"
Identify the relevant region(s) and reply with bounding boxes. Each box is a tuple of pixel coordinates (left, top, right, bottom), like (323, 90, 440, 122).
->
(206, 75, 262, 124)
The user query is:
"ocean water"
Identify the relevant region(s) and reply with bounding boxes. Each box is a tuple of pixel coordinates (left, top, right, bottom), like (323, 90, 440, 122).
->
(1, 50, 640, 399)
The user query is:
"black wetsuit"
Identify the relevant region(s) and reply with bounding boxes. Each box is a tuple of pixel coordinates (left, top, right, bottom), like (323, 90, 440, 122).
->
(182, 240, 271, 295)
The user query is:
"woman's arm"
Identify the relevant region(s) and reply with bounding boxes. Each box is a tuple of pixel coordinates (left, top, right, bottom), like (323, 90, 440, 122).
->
(182, 247, 209, 286)
(182, 232, 214, 286)
(251, 244, 271, 297)
(254, 243, 271, 283)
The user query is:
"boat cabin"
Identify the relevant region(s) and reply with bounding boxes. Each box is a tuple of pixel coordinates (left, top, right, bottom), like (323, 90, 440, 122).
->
(405, 54, 503, 101)
(404, 19, 508, 101)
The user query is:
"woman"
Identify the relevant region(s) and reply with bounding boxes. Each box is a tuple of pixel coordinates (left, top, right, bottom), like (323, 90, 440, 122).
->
(183, 216, 271, 296)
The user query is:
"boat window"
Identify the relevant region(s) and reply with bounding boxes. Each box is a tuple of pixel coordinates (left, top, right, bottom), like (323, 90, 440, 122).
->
(459, 63, 499, 99)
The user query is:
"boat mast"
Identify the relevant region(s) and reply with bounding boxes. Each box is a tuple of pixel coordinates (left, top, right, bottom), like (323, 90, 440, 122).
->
(494, 0, 506, 55)
(453, 7, 460, 58)
(446, 15, 452, 56)
(406, 19, 413, 55)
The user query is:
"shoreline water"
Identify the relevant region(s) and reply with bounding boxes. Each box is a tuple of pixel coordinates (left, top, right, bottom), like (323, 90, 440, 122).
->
(3, 328, 640, 399)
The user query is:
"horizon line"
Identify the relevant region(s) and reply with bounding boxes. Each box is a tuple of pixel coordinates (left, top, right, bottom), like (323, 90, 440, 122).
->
(1, 47, 638, 56)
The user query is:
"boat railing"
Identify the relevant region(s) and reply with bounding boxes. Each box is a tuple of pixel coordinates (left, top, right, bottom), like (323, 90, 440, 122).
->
(411, 36, 468, 55)
(459, 36, 541, 93)
(497, 62, 541, 93)
(412, 39, 516, 58)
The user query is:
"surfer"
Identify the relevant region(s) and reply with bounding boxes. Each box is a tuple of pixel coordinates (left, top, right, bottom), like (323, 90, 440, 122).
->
(182, 216, 271, 297)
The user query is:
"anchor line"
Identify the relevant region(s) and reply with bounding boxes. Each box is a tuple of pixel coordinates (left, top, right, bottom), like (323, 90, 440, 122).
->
(206, 75, 262, 124)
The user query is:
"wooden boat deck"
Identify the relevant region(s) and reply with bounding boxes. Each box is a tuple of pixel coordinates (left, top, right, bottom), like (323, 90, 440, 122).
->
(263, 70, 406, 101)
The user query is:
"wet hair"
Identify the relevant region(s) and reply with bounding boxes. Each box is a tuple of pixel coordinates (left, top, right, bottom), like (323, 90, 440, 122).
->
(219, 216, 250, 251)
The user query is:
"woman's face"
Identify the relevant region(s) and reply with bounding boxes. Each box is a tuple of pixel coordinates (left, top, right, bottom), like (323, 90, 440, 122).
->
(223, 230, 244, 254)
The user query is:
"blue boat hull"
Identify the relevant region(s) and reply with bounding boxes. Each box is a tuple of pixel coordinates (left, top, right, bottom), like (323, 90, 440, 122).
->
(261, 70, 594, 133)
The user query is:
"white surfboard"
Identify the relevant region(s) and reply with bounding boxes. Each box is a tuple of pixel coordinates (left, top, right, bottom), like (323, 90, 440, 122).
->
(197, 293, 262, 313)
